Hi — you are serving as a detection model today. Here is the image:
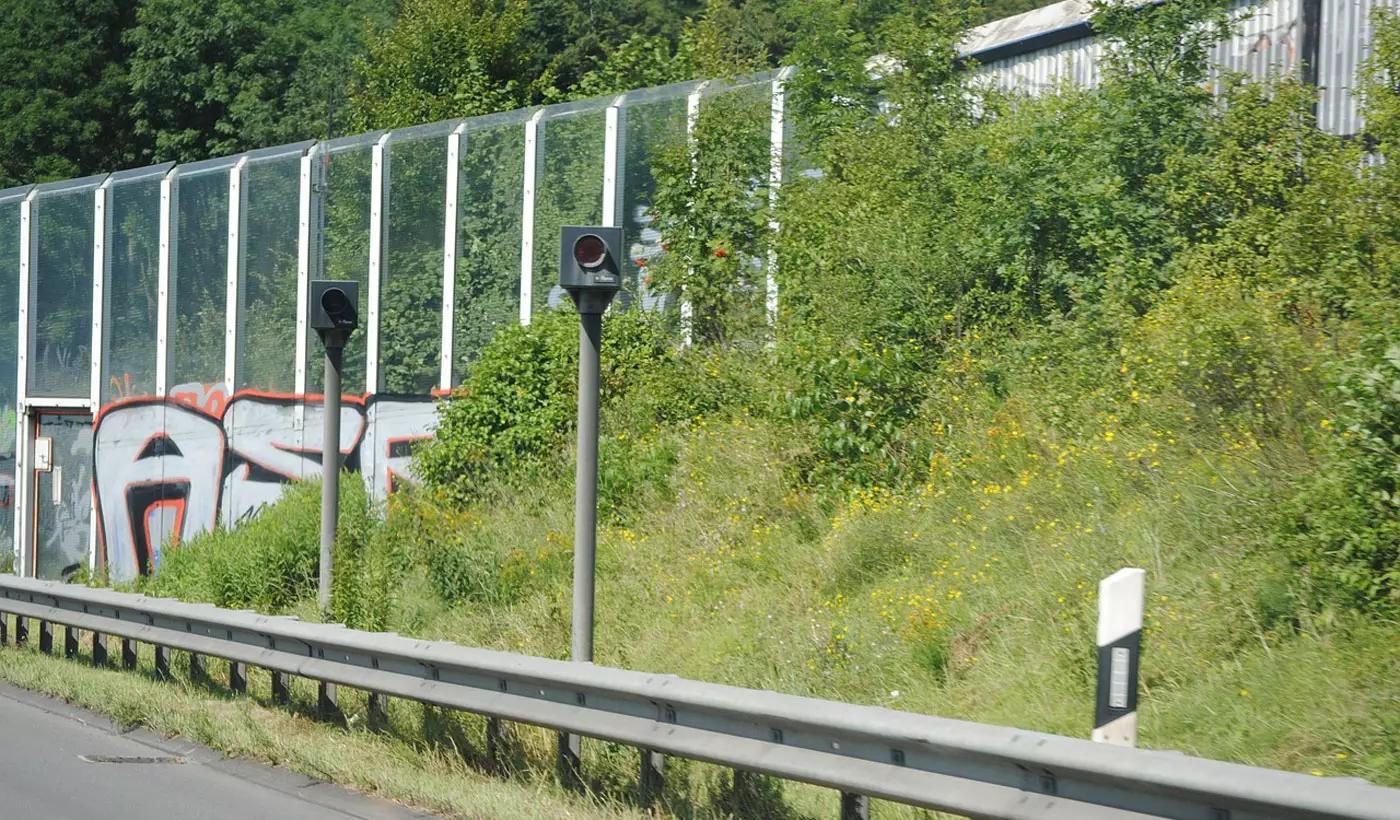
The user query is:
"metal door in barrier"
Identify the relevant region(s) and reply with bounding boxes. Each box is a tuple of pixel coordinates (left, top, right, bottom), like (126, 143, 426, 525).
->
(30, 412, 92, 580)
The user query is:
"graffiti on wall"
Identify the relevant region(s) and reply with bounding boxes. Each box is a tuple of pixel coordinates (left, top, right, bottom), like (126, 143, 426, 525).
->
(94, 385, 437, 582)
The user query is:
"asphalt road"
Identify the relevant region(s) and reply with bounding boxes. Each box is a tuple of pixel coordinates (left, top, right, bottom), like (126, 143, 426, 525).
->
(0, 682, 434, 820)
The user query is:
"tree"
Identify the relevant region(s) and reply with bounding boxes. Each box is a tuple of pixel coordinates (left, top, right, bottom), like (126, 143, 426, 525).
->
(125, 0, 391, 163)
(349, 0, 532, 132)
(0, 0, 136, 186)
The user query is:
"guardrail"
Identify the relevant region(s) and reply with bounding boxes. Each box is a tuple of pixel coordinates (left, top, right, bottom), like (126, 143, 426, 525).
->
(1, 575, 1397, 820)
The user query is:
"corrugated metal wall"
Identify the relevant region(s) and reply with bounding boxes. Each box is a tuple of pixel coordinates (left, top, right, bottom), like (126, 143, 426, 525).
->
(970, 0, 1394, 137)
(976, 37, 1103, 93)
(1318, 0, 1400, 134)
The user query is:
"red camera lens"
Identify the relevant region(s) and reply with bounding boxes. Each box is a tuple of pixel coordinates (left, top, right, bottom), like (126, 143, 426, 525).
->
(573, 234, 607, 269)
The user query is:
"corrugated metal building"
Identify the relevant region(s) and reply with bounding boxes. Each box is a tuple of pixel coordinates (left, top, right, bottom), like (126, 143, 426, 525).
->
(962, 0, 1398, 136)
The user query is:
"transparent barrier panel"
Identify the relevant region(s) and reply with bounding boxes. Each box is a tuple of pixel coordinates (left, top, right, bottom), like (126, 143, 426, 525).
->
(239, 153, 302, 393)
(453, 118, 525, 384)
(620, 87, 691, 312)
(533, 106, 606, 315)
(104, 175, 163, 401)
(308, 139, 374, 394)
(30, 185, 97, 399)
(169, 166, 230, 391)
(696, 81, 772, 343)
(0, 199, 18, 560)
(381, 129, 448, 394)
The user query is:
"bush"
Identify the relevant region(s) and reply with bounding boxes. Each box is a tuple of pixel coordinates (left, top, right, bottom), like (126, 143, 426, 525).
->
(416, 306, 677, 505)
(141, 474, 387, 625)
(780, 333, 932, 495)
(1278, 338, 1400, 610)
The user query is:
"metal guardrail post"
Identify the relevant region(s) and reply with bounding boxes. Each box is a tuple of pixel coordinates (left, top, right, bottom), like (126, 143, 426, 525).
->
(15, 616, 26, 646)
(318, 681, 340, 721)
(63, 625, 78, 658)
(92, 631, 107, 666)
(271, 670, 290, 705)
(189, 651, 206, 684)
(368, 692, 388, 730)
(121, 637, 136, 669)
(840, 792, 870, 820)
(155, 645, 171, 679)
(230, 661, 247, 693)
(486, 716, 507, 774)
(39, 620, 52, 654)
(0, 611, 7, 646)
(640, 748, 664, 809)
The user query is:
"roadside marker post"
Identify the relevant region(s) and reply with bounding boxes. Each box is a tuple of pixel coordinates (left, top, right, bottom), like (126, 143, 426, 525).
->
(1094, 567, 1145, 746)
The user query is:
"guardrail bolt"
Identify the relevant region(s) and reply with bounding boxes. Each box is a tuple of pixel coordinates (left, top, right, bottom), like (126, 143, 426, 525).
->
(271, 671, 290, 705)
(15, 616, 27, 647)
(121, 638, 137, 670)
(92, 631, 107, 666)
(155, 645, 171, 680)
(1211, 810, 1231, 820)
(39, 620, 53, 654)
(640, 748, 665, 810)
(229, 661, 247, 694)
(64, 625, 78, 658)
(1039, 774, 1058, 795)
(840, 792, 870, 820)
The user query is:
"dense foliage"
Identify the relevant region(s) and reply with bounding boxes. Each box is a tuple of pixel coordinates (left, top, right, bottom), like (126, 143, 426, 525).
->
(136, 0, 1400, 799)
(0, 0, 1047, 187)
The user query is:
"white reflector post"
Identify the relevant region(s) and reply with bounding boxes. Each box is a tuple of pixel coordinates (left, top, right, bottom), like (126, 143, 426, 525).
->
(1094, 567, 1145, 746)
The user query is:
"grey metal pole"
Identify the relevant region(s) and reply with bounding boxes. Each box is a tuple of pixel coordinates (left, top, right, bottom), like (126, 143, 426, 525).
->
(319, 344, 342, 619)
(560, 308, 603, 791)
(572, 310, 602, 663)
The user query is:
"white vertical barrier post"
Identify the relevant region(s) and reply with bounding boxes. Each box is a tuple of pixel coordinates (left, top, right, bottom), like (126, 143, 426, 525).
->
(294, 147, 314, 431)
(766, 68, 793, 333)
(156, 171, 175, 397)
(441, 123, 466, 391)
(1094, 567, 1146, 746)
(90, 180, 109, 574)
(603, 96, 623, 229)
(681, 83, 707, 347)
(520, 110, 544, 326)
(16, 191, 33, 576)
(225, 157, 247, 394)
(367, 133, 389, 395)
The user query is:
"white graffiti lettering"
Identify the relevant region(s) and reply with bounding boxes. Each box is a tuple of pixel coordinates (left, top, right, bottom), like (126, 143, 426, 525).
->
(94, 391, 437, 582)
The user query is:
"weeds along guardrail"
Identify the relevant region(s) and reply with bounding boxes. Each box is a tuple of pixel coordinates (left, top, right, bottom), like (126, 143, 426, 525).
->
(1, 576, 1397, 820)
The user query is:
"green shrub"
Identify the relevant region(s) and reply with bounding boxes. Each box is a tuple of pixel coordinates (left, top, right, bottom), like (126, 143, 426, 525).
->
(780, 333, 932, 495)
(141, 475, 385, 624)
(1278, 339, 1400, 610)
(416, 306, 675, 505)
